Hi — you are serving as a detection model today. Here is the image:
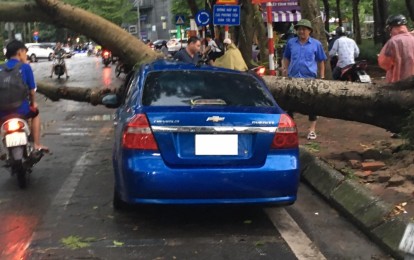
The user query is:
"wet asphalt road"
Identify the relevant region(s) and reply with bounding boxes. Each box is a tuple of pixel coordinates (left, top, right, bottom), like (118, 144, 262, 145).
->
(0, 55, 392, 260)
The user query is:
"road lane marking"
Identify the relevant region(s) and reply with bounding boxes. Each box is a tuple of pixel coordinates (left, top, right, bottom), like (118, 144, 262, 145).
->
(265, 207, 327, 260)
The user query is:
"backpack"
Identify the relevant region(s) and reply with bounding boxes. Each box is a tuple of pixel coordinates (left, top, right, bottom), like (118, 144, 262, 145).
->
(0, 63, 28, 111)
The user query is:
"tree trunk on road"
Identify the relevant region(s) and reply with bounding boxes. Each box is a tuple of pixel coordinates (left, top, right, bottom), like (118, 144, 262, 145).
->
(33, 0, 161, 66)
(0, 2, 52, 23)
(37, 76, 414, 133)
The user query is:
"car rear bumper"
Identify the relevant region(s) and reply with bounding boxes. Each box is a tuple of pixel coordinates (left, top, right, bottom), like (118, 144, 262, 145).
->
(115, 150, 300, 205)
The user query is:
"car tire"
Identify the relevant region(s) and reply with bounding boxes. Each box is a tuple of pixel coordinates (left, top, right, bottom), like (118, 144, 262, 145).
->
(30, 54, 37, 63)
(113, 189, 129, 211)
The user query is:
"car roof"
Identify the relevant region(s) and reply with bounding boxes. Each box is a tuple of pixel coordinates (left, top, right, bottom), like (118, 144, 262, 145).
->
(143, 59, 245, 75)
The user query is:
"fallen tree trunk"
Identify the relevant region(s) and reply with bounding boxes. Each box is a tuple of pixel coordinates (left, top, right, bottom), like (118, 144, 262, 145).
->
(37, 76, 414, 133)
(32, 0, 161, 66)
(265, 76, 414, 133)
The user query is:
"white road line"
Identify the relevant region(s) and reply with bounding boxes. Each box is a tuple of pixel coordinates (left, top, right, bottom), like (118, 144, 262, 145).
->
(265, 207, 327, 260)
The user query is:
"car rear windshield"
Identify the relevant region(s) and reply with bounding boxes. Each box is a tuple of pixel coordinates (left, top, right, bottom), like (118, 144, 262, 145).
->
(142, 70, 274, 107)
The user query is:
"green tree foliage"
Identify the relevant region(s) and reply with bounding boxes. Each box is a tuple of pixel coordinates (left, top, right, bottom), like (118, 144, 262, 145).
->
(171, 0, 204, 25)
(65, 0, 136, 25)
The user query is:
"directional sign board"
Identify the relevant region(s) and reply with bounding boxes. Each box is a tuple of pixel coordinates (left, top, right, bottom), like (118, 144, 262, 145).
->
(196, 10, 210, 26)
(175, 15, 185, 25)
(213, 5, 240, 26)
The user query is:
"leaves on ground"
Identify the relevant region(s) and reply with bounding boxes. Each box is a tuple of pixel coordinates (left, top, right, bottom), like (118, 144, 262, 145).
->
(113, 240, 124, 247)
(255, 240, 265, 247)
(61, 236, 92, 249)
(243, 220, 252, 224)
(305, 142, 320, 152)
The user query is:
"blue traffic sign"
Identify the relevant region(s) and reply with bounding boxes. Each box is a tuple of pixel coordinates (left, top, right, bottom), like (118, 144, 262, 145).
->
(195, 10, 210, 26)
(33, 35, 39, 41)
(213, 5, 240, 26)
(175, 15, 185, 25)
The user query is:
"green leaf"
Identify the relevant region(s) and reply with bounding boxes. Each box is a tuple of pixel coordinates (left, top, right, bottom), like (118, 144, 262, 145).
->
(61, 236, 91, 249)
(243, 220, 253, 224)
(113, 240, 124, 247)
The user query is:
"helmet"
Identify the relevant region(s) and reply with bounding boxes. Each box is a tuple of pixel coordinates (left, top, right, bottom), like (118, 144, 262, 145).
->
(386, 14, 407, 29)
(294, 19, 313, 32)
(335, 26, 346, 36)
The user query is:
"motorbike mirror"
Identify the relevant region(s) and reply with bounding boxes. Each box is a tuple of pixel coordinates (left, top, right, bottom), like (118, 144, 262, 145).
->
(102, 94, 120, 108)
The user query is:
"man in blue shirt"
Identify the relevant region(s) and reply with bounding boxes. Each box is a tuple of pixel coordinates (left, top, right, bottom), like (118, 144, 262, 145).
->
(173, 36, 201, 65)
(282, 19, 327, 140)
(0, 40, 48, 151)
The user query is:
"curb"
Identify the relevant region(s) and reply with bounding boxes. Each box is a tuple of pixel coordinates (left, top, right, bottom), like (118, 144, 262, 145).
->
(300, 147, 408, 259)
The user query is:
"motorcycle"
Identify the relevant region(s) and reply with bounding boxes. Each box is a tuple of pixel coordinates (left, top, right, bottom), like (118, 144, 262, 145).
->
(53, 53, 67, 79)
(102, 50, 112, 67)
(1, 117, 45, 188)
(338, 60, 372, 83)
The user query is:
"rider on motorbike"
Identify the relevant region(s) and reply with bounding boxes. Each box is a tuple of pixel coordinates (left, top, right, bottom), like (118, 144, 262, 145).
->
(329, 27, 360, 80)
(50, 42, 70, 79)
(0, 40, 48, 151)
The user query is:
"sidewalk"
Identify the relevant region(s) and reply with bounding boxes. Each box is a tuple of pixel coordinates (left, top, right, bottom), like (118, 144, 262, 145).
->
(295, 113, 411, 259)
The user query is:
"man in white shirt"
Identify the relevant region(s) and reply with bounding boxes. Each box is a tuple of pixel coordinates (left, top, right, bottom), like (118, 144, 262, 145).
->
(329, 27, 360, 80)
(203, 33, 222, 64)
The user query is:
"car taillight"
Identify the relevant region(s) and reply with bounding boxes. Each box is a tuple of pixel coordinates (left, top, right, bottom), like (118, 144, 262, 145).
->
(3, 120, 24, 133)
(257, 67, 266, 76)
(271, 114, 298, 149)
(122, 114, 158, 150)
(103, 51, 109, 57)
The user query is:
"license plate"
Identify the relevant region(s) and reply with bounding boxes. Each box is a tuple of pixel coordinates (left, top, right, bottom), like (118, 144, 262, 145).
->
(195, 134, 238, 156)
(359, 74, 371, 83)
(399, 223, 414, 254)
(5, 132, 27, 147)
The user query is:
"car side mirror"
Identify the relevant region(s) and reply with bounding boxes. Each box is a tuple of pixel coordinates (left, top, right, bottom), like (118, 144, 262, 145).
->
(102, 94, 120, 108)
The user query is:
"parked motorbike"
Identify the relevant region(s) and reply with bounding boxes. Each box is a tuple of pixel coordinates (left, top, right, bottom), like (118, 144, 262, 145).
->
(102, 50, 112, 67)
(338, 60, 372, 83)
(1, 117, 45, 188)
(53, 53, 67, 79)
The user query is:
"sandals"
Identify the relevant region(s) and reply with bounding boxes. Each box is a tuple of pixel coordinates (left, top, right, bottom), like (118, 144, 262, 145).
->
(307, 131, 317, 140)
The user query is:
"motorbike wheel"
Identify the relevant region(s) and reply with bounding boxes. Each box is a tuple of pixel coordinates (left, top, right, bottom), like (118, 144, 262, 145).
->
(12, 160, 27, 189)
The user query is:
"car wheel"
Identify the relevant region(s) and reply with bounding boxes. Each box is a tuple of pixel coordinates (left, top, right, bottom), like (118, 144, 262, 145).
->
(113, 189, 129, 211)
(30, 54, 37, 63)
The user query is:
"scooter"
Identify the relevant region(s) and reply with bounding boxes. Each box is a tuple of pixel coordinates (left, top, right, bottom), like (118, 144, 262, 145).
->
(53, 53, 67, 79)
(102, 50, 112, 67)
(338, 60, 372, 83)
(1, 117, 45, 188)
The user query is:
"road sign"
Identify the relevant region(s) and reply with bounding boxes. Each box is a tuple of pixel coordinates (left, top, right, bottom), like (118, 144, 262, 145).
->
(33, 35, 39, 42)
(213, 5, 240, 26)
(195, 10, 210, 26)
(216, 0, 238, 4)
(4, 22, 14, 32)
(175, 15, 185, 25)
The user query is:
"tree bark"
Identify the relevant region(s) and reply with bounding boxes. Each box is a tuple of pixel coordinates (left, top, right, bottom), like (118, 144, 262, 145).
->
(253, 4, 268, 62)
(238, 0, 254, 67)
(373, 0, 389, 45)
(322, 0, 330, 32)
(406, 0, 414, 21)
(352, 0, 362, 44)
(0, 2, 52, 23)
(265, 76, 414, 133)
(186, 0, 199, 18)
(33, 0, 161, 66)
(336, 0, 342, 26)
(299, 0, 332, 79)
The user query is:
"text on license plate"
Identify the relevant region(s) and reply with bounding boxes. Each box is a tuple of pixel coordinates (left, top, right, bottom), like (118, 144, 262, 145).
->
(359, 74, 371, 83)
(5, 132, 27, 147)
(195, 134, 238, 156)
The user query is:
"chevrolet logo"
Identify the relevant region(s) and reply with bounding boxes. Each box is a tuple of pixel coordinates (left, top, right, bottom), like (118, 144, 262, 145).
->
(206, 116, 225, 123)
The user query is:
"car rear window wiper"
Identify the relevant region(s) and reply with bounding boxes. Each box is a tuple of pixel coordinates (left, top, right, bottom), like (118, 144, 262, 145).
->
(190, 99, 227, 106)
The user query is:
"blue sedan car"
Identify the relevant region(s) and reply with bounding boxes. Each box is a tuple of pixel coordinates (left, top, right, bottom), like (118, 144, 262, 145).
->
(106, 60, 300, 209)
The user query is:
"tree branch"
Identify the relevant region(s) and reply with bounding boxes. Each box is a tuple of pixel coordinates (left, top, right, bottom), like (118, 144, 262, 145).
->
(0, 2, 52, 22)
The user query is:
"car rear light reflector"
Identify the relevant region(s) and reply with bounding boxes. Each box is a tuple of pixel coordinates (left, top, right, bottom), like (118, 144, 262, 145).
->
(122, 114, 158, 150)
(271, 114, 298, 149)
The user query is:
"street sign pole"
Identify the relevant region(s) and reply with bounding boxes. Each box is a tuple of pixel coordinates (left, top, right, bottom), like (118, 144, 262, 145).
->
(266, 2, 276, 76)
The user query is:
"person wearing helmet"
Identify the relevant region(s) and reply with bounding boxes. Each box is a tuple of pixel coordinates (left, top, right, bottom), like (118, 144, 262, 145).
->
(282, 19, 327, 140)
(329, 26, 360, 80)
(378, 14, 414, 83)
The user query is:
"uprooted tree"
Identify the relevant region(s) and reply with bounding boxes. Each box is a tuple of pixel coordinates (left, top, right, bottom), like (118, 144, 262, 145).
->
(1, 0, 414, 134)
